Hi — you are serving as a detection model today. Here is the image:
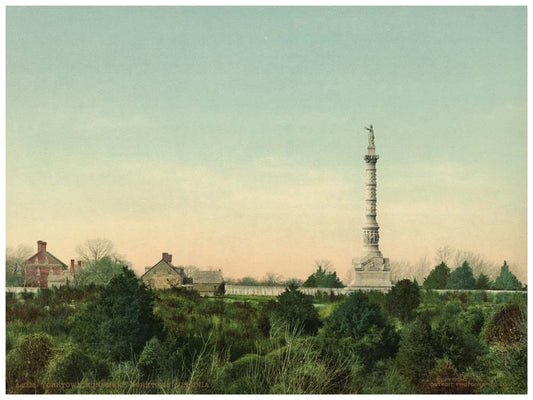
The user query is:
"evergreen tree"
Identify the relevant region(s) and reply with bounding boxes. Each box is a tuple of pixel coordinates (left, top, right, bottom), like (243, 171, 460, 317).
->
(492, 261, 522, 290)
(396, 316, 439, 386)
(72, 267, 163, 362)
(475, 273, 492, 290)
(323, 291, 387, 339)
(446, 261, 476, 290)
(271, 284, 321, 335)
(386, 279, 421, 321)
(303, 262, 344, 288)
(423, 262, 450, 289)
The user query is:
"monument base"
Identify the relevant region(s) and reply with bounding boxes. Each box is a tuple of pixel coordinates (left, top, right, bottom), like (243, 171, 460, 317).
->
(347, 256, 392, 291)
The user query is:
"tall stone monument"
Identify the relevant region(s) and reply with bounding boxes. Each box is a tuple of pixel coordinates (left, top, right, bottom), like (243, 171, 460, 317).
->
(349, 125, 392, 290)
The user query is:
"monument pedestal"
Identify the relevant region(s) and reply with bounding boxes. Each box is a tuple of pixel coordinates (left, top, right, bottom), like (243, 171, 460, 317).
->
(348, 256, 392, 291)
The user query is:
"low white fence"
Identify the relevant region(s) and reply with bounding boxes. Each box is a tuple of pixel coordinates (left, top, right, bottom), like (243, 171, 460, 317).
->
(225, 285, 346, 296)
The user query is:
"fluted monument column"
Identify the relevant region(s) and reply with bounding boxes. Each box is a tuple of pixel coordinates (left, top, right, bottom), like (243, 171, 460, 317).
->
(349, 125, 391, 291)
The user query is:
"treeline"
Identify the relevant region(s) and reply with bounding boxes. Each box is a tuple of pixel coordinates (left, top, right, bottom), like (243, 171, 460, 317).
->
(5, 266, 527, 394)
(423, 260, 524, 291)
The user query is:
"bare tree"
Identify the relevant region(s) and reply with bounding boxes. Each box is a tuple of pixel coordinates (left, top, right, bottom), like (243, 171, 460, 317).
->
(390, 257, 432, 283)
(389, 260, 413, 283)
(434, 246, 454, 266)
(314, 259, 333, 272)
(262, 273, 284, 286)
(453, 249, 498, 279)
(6, 244, 33, 286)
(76, 238, 116, 263)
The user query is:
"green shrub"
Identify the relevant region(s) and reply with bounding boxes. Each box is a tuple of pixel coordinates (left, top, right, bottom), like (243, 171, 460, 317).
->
(386, 279, 420, 321)
(6, 333, 55, 393)
(72, 267, 163, 362)
(485, 302, 526, 345)
(44, 344, 109, 393)
(270, 285, 321, 335)
(138, 337, 164, 380)
(396, 317, 438, 385)
(218, 353, 269, 394)
(323, 291, 387, 340)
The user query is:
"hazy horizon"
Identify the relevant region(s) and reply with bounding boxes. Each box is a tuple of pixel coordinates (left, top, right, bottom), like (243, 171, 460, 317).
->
(6, 7, 527, 284)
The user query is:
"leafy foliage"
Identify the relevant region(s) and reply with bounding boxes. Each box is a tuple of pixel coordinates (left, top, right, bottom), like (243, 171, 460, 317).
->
(45, 344, 109, 391)
(271, 285, 322, 335)
(485, 302, 526, 345)
(6, 333, 55, 393)
(303, 260, 344, 288)
(5, 272, 527, 394)
(323, 291, 387, 340)
(72, 267, 163, 362)
(386, 279, 420, 321)
(75, 256, 129, 286)
(396, 316, 438, 386)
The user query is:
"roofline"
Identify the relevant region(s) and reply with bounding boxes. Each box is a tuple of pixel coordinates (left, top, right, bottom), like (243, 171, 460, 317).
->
(140, 258, 183, 279)
(24, 251, 68, 269)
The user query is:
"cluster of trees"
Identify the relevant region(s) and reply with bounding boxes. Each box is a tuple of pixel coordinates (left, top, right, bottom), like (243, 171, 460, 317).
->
(227, 274, 303, 287)
(6, 265, 526, 394)
(228, 260, 344, 289)
(302, 260, 344, 288)
(423, 260, 523, 291)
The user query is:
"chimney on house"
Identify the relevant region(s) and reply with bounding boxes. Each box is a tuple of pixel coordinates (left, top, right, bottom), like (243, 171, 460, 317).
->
(168, 254, 172, 264)
(70, 259, 75, 274)
(37, 240, 47, 253)
(162, 252, 169, 263)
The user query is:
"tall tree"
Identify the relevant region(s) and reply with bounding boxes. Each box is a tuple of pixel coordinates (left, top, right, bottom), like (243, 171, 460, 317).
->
(423, 262, 450, 289)
(475, 273, 492, 290)
(396, 316, 438, 386)
(386, 279, 421, 321)
(492, 261, 522, 290)
(446, 261, 476, 290)
(72, 267, 163, 361)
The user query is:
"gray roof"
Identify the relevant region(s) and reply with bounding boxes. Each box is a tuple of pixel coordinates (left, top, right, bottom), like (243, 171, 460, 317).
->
(140, 259, 186, 279)
(193, 270, 224, 284)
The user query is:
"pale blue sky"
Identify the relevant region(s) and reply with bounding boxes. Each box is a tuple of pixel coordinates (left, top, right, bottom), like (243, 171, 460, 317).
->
(6, 6, 527, 281)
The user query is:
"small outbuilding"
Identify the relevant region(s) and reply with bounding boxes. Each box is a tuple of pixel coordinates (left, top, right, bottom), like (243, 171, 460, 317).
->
(192, 269, 225, 296)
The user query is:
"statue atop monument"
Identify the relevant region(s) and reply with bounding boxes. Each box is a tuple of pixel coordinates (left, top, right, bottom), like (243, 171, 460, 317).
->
(365, 124, 375, 148)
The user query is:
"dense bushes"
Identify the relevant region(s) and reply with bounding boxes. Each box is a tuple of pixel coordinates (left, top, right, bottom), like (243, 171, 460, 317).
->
(386, 279, 420, 321)
(270, 285, 321, 335)
(5, 281, 527, 394)
(72, 267, 163, 362)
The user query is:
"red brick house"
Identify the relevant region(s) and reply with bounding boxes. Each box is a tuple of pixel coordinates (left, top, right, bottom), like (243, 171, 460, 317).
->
(22, 240, 78, 288)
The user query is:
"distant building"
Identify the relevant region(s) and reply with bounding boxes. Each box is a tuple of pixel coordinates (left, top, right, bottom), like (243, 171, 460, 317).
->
(192, 269, 225, 295)
(22, 240, 78, 288)
(141, 252, 187, 289)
